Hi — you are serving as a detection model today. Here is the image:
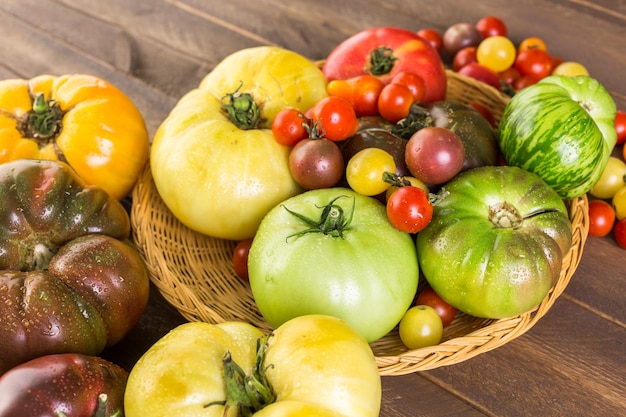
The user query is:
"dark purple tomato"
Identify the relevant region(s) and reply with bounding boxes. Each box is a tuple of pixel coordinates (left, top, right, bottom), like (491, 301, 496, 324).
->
(442, 22, 483, 57)
(0, 353, 128, 417)
(405, 127, 465, 185)
(289, 138, 345, 190)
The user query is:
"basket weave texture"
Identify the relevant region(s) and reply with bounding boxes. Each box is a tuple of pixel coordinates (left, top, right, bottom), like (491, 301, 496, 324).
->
(131, 71, 589, 375)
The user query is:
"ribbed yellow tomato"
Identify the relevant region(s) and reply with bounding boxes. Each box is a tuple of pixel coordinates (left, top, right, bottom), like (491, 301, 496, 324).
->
(0, 74, 149, 200)
(150, 46, 328, 240)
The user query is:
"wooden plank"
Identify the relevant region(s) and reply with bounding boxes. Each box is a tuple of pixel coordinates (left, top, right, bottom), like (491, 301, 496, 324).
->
(425, 299, 626, 416)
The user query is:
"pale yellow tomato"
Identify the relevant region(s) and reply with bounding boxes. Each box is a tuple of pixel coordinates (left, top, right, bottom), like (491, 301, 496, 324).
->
(552, 61, 589, 76)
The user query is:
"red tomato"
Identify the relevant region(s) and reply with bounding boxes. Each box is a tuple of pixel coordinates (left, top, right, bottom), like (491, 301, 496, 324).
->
(499, 66, 521, 86)
(415, 287, 457, 327)
(323, 27, 447, 103)
(614, 110, 626, 146)
(378, 83, 415, 123)
(390, 71, 427, 102)
(452, 46, 478, 71)
(326, 75, 385, 117)
(457, 62, 501, 90)
(271, 108, 309, 146)
(386, 185, 433, 233)
(588, 200, 616, 237)
(513, 74, 540, 91)
(475, 16, 508, 38)
(309, 96, 359, 141)
(417, 28, 443, 53)
(514, 49, 554, 79)
(468, 102, 496, 127)
(233, 238, 254, 282)
(614, 218, 626, 249)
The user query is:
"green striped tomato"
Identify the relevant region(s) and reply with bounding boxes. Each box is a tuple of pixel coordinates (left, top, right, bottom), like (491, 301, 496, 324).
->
(497, 75, 617, 199)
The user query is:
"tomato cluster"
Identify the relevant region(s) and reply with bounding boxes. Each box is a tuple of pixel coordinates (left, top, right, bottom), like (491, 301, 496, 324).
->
(419, 16, 588, 93)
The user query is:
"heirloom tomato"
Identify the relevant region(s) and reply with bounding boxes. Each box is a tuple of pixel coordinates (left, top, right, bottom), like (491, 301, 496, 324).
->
(125, 315, 381, 417)
(248, 188, 419, 342)
(0, 159, 149, 374)
(151, 46, 328, 240)
(0, 74, 149, 200)
(416, 166, 572, 319)
(0, 353, 128, 417)
(498, 75, 617, 199)
(323, 27, 447, 103)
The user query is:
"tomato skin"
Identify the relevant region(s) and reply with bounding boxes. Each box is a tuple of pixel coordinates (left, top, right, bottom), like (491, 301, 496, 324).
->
(248, 188, 419, 343)
(614, 110, 626, 146)
(0, 353, 127, 417)
(346, 148, 397, 196)
(326, 75, 385, 117)
(386, 185, 433, 233)
(289, 138, 345, 190)
(452, 46, 478, 72)
(310, 96, 359, 141)
(272, 108, 309, 146)
(0, 75, 149, 200)
(233, 238, 254, 282)
(443, 22, 483, 57)
(390, 71, 427, 102)
(613, 185, 626, 220)
(518, 37, 547, 53)
(323, 27, 447, 103)
(405, 126, 465, 185)
(614, 218, 626, 249)
(398, 305, 443, 349)
(458, 63, 502, 90)
(415, 287, 457, 327)
(514, 49, 554, 79)
(588, 199, 616, 237)
(416, 28, 443, 53)
(378, 83, 415, 123)
(589, 156, 626, 199)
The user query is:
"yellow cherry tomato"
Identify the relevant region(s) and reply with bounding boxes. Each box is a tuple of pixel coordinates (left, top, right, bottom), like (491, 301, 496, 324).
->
(552, 61, 589, 76)
(476, 35, 517, 72)
(346, 148, 397, 196)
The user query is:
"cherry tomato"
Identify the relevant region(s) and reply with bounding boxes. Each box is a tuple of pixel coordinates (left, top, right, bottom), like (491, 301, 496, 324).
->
(475, 16, 508, 38)
(233, 238, 254, 282)
(309, 96, 359, 141)
(417, 28, 443, 53)
(272, 108, 309, 146)
(405, 127, 465, 185)
(415, 287, 457, 328)
(378, 83, 415, 123)
(588, 199, 616, 237)
(476, 35, 516, 73)
(385, 175, 429, 200)
(612, 185, 626, 220)
(442, 22, 483, 57)
(614, 218, 626, 249)
(390, 71, 427, 102)
(518, 37, 547, 53)
(398, 305, 443, 349)
(614, 110, 626, 146)
(326, 75, 385, 117)
(452, 46, 477, 71)
(514, 49, 554, 79)
(386, 185, 433, 234)
(346, 148, 396, 196)
(468, 102, 496, 127)
(289, 138, 345, 190)
(589, 156, 626, 199)
(498, 66, 521, 86)
(513, 74, 540, 91)
(458, 63, 502, 90)
(552, 61, 589, 76)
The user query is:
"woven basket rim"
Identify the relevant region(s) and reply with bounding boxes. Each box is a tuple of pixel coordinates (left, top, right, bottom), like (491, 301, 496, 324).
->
(130, 71, 589, 375)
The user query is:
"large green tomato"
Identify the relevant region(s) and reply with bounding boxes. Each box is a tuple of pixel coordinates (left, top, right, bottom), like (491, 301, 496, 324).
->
(150, 46, 328, 240)
(498, 75, 617, 199)
(248, 187, 419, 343)
(416, 166, 573, 319)
(124, 315, 381, 417)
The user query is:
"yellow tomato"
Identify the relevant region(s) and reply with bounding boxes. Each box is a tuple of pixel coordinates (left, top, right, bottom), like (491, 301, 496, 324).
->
(552, 61, 589, 76)
(0, 74, 149, 200)
(151, 46, 329, 240)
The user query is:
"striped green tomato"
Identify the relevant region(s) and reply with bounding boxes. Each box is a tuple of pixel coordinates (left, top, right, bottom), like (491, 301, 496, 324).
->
(498, 75, 617, 199)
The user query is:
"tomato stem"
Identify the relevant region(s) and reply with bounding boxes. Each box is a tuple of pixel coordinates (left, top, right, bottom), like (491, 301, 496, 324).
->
(368, 46, 397, 76)
(489, 201, 523, 228)
(392, 104, 435, 139)
(282, 195, 355, 240)
(221, 85, 262, 130)
(18, 92, 64, 141)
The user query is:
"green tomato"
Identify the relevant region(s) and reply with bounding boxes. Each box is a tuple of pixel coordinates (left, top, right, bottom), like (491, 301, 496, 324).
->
(416, 166, 573, 319)
(498, 75, 617, 199)
(398, 305, 443, 349)
(248, 187, 419, 343)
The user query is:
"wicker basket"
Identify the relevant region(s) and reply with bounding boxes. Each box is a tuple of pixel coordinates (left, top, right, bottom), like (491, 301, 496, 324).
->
(130, 71, 589, 375)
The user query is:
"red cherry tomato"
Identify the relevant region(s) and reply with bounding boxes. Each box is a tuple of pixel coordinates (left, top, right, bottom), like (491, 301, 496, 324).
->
(233, 238, 254, 282)
(326, 75, 385, 117)
(514, 49, 554, 79)
(386, 185, 433, 234)
(452, 46, 478, 72)
(390, 71, 427, 102)
(614, 110, 626, 146)
(271, 108, 309, 146)
(417, 28, 443, 53)
(457, 63, 501, 90)
(475, 16, 508, 38)
(468, 102, 496, 127)
(415, 287, 457, 327)
(614, 218, 626, 249)
(588, 200, 616, 237)
(378, 83, 415, 123)
(309, 96, 359, 141)
(513, 74, 540, 91)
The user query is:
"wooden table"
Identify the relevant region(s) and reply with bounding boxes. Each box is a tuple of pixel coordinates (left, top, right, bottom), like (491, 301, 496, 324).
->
(2, 1, 624, 415)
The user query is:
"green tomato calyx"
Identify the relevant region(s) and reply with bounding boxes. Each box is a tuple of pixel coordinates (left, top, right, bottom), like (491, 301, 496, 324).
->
(19, 92, 64, 141)
(206, 339, 276, 417)
(368, 46, 397, 76)
(221, 84, 262, 130)
(391, 103, 435, 139)
(282, 195, 355, 240)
